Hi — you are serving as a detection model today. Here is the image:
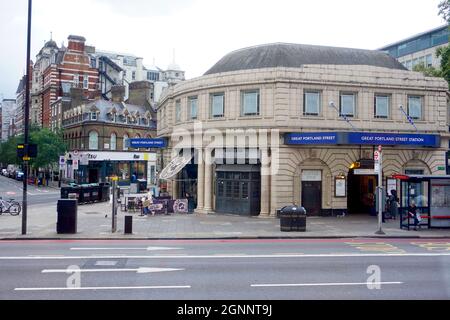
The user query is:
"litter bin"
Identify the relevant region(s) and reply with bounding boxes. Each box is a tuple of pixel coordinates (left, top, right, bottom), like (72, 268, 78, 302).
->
(79, 185, 92, 203)
(280, 205, 307, 232)
(57, 199, 77, 234)
(90, 184, 100, 202)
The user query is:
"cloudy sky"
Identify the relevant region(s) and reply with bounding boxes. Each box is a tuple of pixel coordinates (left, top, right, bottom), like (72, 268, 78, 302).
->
(0, 0, 445, 99)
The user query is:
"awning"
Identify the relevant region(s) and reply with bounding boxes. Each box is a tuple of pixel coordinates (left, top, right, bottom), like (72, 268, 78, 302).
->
(159, 154, 193, 180)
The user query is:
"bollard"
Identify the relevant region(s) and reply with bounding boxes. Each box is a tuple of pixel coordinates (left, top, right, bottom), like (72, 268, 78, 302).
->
(124, 215, 133, 234)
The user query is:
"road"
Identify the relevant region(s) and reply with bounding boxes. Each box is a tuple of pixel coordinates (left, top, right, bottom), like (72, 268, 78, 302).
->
(0, 175, 60, 206)
(0, 239, 449, 300)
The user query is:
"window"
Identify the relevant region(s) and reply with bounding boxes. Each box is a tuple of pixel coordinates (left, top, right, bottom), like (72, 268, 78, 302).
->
(241, 90, 260, 116)
(408, 96, 423, 120)
(189, 96, 198, 120)
(175, 100, 182, 123)
(211, 93, 224, 118)
(90, 58, 96, 68)
(340, 93, 356, 117)
(304, 91, 321, 116)
(83, 75, 89, 89)
(132, 71, 136, 81)
(426, 54, 433, 67)
(73, 74, 79, 87)
(375, 95, 389, 118)
(88, 131, 98, 150)
(110, 133, 117, 151)
(123, 134, 129, 150)
(90, 112, 97, 121)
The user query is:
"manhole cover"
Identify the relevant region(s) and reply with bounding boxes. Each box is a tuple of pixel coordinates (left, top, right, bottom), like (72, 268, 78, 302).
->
(84, 212, 102, 215)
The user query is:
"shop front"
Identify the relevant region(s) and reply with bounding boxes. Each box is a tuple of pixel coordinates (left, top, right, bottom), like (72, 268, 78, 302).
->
(66, 151, 157, 187)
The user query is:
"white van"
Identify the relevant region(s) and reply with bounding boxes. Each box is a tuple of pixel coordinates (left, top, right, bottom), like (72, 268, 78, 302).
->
(7, 165, 17, 178)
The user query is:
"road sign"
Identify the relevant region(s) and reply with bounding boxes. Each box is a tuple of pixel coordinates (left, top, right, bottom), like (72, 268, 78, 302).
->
(73, 159, 79, 170)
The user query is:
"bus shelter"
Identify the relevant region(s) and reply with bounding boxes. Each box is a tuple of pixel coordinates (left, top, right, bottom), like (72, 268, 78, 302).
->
(393, 175, 450, 229)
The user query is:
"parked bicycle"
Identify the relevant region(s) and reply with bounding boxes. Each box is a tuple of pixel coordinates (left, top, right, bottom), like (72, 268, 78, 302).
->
(0, 197, 22, 216)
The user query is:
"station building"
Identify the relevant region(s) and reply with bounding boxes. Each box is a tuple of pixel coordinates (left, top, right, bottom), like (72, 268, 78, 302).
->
(157, 43, 450, 217)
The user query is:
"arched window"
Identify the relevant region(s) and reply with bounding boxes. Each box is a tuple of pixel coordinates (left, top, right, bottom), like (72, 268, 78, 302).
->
(123, 134, 129, 150)
(110, 133, 117, 151)
(89, 131, 98, 150)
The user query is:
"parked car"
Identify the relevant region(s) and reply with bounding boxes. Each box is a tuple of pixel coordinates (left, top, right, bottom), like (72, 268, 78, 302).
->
(1, 168, 7, 176)
(7, 165, 17, 178)
(15, 171, 24, 181)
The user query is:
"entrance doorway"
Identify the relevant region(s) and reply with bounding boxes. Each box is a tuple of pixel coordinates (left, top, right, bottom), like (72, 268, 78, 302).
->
(301, 170, 322, 216)
(215, 165, 261, 216)
(89, 169, 99, 184)
(347, 170, 377, 214)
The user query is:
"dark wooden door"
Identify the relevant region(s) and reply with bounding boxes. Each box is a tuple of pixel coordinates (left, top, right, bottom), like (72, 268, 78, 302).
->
(302, 181, 322, 215)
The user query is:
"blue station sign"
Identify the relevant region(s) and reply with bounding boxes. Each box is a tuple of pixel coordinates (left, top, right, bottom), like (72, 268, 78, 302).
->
(285, 132, 440, 148)
(285, 133, 339, 145)
(129, 138, 167, 149)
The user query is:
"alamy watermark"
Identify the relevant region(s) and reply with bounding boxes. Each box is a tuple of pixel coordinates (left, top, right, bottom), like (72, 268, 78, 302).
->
(366, 265, 382, 290)
(170, 122, 280, 176)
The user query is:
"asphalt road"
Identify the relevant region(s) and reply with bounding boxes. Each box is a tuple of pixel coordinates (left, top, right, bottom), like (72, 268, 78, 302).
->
(0, 239, 449, 300)
(0, 175, 60, 206)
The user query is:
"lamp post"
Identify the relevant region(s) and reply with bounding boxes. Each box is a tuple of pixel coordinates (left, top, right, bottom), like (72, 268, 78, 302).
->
(22, 0, 32, 235)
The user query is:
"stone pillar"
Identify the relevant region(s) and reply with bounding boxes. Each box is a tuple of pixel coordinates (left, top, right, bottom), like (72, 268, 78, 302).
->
(195, 149, 204, 212)
(203, 149, 213, 213)
(260, 149, 270, 216)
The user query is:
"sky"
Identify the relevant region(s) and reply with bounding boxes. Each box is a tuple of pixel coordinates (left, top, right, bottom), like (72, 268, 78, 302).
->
(0, 0, 446, 99)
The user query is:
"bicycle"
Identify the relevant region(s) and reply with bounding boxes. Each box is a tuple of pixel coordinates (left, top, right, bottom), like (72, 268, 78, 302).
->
(0, 197, 22, 216)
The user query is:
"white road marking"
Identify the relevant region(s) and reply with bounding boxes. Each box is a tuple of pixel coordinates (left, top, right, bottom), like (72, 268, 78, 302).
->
(15, 285, 191, 291)
(251, 282, 403, 288)
(1, 252, 450, 260)
(70, 247, 183, 251)
(42, 267, 185, 274)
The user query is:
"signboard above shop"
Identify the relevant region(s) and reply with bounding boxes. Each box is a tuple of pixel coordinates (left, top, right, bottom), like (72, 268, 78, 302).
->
(285, 132, 440, 148)
(129, 138, 167, 149)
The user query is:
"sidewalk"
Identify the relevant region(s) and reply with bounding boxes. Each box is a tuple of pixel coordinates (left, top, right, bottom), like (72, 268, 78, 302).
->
(0, 202, 449, 239)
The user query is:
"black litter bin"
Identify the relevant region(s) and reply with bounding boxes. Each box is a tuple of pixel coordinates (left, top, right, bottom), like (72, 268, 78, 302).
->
(280, 206, 307, 232)
(60, 187, 71, 199)
(80, 185, 92, 203)
(57, 199, 77, 234)
(90, 184, 100, 202)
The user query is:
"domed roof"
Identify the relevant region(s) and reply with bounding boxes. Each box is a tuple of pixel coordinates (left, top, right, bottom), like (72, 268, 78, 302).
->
(44, 40, 58, 49)
(204, 43, 407, 75)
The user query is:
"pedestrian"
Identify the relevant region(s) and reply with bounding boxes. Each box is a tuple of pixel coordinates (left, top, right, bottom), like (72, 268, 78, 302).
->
(388, 189, 399, 220)
(186, 192, 195, 214)
(407, 201, 421, 231)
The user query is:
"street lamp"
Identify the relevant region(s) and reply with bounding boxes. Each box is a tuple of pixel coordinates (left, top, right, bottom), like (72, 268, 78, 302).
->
(22, 0, 32, 235)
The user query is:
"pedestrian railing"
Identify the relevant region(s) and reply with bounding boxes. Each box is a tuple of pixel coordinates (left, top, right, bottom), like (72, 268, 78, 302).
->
(399, 207, 430, 230)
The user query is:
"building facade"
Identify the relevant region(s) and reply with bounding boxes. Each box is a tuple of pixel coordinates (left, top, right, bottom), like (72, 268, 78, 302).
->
(380, 25, 449, 71)
(61, 85, 157, 185)
(157, 43, 449, 217)
(0, 99, 17, 141)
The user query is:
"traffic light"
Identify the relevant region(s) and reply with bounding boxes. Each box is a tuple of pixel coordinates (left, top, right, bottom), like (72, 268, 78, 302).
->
(17, 144, 38, 160)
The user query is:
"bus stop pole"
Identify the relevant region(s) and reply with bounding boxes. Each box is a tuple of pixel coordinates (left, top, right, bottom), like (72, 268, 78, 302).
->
(375, 147, 385, 235)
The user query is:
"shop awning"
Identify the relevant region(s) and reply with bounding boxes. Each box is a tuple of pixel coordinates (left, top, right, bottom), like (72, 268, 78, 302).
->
(159, 154, 193, 180)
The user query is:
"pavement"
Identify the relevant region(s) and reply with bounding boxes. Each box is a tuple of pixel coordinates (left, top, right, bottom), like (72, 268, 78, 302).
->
(1, 200, 449, 239)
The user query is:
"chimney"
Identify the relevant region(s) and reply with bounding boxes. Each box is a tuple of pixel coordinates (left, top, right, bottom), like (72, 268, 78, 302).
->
(67, 35, 86, 53)
(111, 85, 126, 102)
(127, 81, 154, 106)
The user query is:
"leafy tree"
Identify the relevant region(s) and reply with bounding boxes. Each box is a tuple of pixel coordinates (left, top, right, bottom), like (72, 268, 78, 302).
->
(412, 62, 442, 77)
(436, 1, 450, 86)
(439, 0, 450, 22)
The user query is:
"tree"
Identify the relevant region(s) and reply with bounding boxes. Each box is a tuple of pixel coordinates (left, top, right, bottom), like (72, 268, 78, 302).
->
(412, 62, 442, 77)
(439, 0, 450, 22)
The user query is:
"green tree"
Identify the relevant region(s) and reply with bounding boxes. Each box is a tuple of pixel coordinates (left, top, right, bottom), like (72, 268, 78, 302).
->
(439, 0, 450, 22)
(412, 62, 442, 77)
(28, 128, 67, 171)
(437, 1, 450, 86)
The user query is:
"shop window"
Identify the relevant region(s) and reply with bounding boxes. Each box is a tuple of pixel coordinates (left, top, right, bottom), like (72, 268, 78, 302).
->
(225, 181, 232, 198)
(242, 182, 249, 199)
(218, 181, 224, 197)
(233, 181, 240, 198)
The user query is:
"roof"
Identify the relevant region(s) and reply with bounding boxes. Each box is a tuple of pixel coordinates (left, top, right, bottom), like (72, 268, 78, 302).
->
(204, 43, 407, 75)
(379, 24, 449, 50)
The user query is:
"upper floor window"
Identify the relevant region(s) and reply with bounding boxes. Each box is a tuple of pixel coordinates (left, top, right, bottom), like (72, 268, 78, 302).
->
(241, 90, 260, 116)
(90, 112, 97, 121)
(132, 71, 136, 81)
(73, 74, 79, 87)
(408, 96, 423, 120)
(110, 133, 117, 151)
(88, 131, 98, 150)
(123, 134, 129, 150)
(83, 75, 89, 89)
(175, 100, 182, 123)
(303, 91, 321, 116)
(211, 93, 224, 118)
(189, 96, 198, 120)
(374, 95, 390, 119)
(340, 93, 356, 118)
